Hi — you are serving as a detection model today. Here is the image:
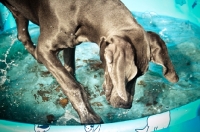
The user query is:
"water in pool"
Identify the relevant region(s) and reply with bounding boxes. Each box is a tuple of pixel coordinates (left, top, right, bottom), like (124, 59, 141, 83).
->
(0, 12, 200, 125)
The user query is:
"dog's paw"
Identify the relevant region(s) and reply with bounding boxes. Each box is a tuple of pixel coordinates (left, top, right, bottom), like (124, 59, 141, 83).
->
(80, 113, 103, 125)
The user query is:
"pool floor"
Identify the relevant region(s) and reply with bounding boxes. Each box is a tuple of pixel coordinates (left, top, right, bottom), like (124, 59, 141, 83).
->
(0, 12, 200, 125)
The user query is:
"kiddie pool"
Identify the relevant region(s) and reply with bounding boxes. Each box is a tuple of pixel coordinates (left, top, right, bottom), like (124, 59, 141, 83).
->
(0, 0, 200, 132)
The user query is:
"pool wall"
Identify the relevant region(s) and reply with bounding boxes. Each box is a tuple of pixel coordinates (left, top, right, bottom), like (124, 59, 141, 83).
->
(0, 0, 200, 132)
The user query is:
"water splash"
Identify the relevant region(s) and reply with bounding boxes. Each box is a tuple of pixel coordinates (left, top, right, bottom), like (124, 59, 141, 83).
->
(141, 12, 158, 25)
(0, 35, 18, 86)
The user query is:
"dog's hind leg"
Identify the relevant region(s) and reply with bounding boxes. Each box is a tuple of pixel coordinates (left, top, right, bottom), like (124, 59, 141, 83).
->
(147, 31, 179, 83)
(15, 15, 37, 58)
(63, 48, 75, 76)
(5, 4, 37, 59)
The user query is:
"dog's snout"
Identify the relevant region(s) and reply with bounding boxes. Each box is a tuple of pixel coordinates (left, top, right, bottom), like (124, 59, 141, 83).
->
(109, 88, 132, 109)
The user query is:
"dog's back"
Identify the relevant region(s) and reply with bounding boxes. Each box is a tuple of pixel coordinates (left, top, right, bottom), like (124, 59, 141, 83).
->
(2, 0, 141, 40)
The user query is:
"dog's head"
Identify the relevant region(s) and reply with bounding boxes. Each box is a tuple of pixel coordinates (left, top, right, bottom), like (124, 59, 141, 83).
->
(99, 32, 179, 109)
(100, 36, 137, 108)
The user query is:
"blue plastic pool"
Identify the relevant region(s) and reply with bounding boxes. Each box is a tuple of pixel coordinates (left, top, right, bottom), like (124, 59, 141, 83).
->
(0, 0, 200, 132)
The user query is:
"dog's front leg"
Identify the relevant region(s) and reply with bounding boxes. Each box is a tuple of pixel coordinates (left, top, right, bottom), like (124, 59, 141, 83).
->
(35, 33, 102, 124)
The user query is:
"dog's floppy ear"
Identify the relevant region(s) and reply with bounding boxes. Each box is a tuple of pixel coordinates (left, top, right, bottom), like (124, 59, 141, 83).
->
(103, 36, 137, 102)
(147, 31, 179, 83)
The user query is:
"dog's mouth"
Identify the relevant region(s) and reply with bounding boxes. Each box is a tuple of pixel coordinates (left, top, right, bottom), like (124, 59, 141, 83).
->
(101, 36, 138, 108)
(103, 71, 135, 109)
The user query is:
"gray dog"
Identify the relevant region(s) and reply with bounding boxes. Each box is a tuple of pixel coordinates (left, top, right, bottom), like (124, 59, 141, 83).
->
(0, 0, 179, 124)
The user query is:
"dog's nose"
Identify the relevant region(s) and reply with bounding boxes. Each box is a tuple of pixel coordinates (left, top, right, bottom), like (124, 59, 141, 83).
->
(109, 87, 132, 109)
